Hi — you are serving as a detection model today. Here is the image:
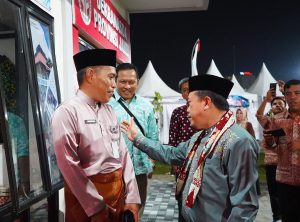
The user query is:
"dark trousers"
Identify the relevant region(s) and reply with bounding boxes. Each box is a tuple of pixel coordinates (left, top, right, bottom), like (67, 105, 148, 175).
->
(265, 165, 281, 221)
(278, 182, 300, 222)
(136, 174, 148, 217)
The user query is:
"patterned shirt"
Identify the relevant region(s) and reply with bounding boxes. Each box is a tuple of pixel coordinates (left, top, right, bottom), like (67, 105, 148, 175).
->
(257, 110, 300, 186)
(169, 105, 197, 146)
(256, 113, 278, 165)
(109, 91, 158, 175)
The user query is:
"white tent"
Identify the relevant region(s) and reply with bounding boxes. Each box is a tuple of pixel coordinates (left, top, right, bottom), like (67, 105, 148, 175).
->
(247, 63, 281, 97)
(246, 63, 282, 140)
(137, 60, 181, 98)
(137, 61, 185, 143)
(230, 74, 258, 99)
(205, 60, 261, 139)
(206, 59, 224, 78)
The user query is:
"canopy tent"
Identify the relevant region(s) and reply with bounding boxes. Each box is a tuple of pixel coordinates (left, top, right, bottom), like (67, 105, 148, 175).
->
(137, 61, 184, 143)
(205, 60, 261, 139)
(206, 59, 223, 78)
(247, 63, 281, 97)
(230, 74, 258, 100)
(246, 63, 283, 139)
(137, 60, 181, 98)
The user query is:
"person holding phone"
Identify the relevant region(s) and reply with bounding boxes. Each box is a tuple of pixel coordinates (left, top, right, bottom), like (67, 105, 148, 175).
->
(256, 88, 286, 222)
(257, 79, 300, 222)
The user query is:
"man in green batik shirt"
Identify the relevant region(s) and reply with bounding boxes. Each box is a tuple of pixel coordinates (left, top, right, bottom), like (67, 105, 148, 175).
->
(109, 63, 158, 218)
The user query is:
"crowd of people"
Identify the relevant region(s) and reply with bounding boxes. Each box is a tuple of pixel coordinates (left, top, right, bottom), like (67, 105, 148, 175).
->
(51, 48, 300, 222)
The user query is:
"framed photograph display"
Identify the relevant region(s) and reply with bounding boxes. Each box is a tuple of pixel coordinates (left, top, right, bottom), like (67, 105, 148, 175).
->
(28, 15, 62, 188)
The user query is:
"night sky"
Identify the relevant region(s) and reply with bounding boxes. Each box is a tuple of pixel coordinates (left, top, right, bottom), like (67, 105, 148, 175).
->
(130, 0, 300, 91)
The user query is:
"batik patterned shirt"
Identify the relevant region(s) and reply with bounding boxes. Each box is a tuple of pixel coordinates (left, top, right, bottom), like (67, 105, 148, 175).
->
(169, 105, 197, 146)
(257, 110, 300, 186)
(109, 91, 158, 175)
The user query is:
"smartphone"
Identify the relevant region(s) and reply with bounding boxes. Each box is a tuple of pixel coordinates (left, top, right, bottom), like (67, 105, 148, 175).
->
(270, 83, 277, 97)
(266, 128, 286, 137)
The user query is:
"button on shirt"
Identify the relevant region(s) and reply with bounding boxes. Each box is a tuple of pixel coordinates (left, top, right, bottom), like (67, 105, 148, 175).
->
(109, 92, 158, 175)
(51, 90, 140, 217)
(169, 105, 198, 146)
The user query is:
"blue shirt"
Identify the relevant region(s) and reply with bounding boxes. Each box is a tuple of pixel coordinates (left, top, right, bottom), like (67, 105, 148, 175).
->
(109, 91, 158, 175)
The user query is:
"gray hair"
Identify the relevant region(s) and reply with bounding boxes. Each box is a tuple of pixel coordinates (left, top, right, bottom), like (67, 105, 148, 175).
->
(178, 77, 189, 90)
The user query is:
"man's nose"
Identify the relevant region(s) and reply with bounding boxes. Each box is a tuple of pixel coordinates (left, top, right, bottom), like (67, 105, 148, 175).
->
(124, 83, 131, 89)
(111, 79, 116, 88)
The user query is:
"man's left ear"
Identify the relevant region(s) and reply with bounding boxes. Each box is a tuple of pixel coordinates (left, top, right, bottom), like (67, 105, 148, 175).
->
(203, 97, 211, 111)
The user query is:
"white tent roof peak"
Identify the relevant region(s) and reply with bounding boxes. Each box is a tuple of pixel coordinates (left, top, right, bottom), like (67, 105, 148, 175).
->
(247, 62, 280, 96)
(137, 60, 181, 98)
(230, 74, 246, 94)
(206, 59, 223, 78)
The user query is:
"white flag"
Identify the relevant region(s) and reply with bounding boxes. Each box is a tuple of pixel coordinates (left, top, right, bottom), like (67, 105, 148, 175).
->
(191, 39, 200, 76)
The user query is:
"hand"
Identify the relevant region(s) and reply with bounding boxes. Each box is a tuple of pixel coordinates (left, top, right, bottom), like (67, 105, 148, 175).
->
(124, 203, 140, 222)
(263, 131, 276, 149)
(121, 118, 138, 141)
(277, 80, 285, 94)
(265, 89, 275, 102)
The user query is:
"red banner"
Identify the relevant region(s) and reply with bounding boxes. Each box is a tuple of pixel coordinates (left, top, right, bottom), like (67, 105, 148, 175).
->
(74, 0, 131, 62)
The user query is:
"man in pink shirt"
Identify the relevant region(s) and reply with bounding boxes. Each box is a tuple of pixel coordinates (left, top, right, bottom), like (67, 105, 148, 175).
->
(51, 49, 140, 222)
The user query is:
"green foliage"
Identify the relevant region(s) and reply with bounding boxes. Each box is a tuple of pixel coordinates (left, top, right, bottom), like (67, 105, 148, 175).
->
(151, 91, 163, 114)
(153, 161, 171, 175)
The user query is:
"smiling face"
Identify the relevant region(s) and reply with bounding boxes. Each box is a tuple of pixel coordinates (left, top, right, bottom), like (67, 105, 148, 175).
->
(116, 69, 138, 101)
(90, 66, 116, 103)
(271, 99, 286, 115)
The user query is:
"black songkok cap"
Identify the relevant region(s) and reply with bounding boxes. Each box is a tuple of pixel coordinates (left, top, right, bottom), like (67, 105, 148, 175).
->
(73, 49, 116, 72)
(189, 74, 234, 99)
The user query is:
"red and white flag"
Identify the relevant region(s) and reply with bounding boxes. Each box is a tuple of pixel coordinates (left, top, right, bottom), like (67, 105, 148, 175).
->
(191, 39, 200, 76)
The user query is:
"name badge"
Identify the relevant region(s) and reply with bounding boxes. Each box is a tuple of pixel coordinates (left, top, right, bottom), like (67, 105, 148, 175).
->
(112, 141, 120, 158)
(84, 119, 97, 124)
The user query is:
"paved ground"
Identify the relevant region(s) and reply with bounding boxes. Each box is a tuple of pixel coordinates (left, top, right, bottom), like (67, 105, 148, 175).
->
(31, 174, 273, 221)
(141, 174, 272, 222)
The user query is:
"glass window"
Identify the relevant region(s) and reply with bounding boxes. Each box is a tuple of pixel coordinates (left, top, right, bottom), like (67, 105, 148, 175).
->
(79, 37, 95, 51)
(0, 0, 44, 207)
(28, 15, 62, 185)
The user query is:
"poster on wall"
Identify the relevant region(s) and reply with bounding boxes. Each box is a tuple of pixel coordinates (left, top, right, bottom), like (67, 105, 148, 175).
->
(29, 16, 61, 185)
(31, 0, 52, 12)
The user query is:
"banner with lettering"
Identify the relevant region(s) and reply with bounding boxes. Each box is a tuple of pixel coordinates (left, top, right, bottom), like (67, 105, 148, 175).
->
(74, 0, 131, 62)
